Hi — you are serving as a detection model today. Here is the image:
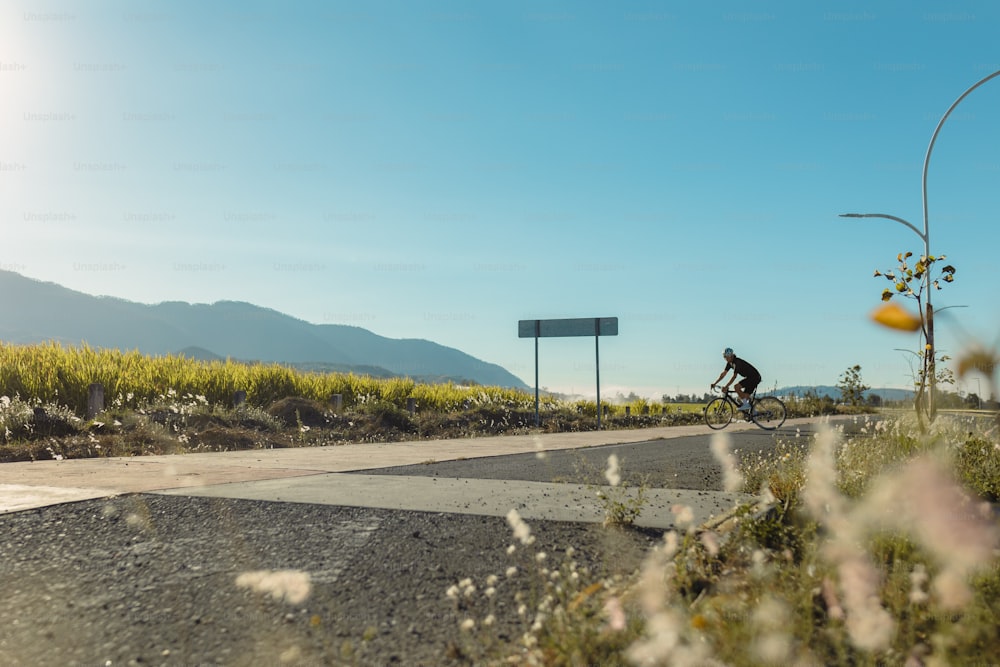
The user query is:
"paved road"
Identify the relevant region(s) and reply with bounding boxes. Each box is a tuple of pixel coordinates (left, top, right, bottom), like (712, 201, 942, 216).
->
(359, 422, 813, 488)
(0, 417, 863, 666)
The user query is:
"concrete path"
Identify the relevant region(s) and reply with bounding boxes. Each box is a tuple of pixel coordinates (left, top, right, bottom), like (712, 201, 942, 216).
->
(0, 418, 813, 529)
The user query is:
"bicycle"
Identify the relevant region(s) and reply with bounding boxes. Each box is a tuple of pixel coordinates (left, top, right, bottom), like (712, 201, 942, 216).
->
(704, 386, 787, 431)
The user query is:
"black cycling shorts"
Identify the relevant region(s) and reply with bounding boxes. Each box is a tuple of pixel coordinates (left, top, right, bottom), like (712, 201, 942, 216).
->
(740, 375, 761, 394)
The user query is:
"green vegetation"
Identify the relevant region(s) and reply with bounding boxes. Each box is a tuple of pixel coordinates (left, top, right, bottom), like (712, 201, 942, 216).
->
(443, 333, 1000, 665)
(0, 341, 810, 461)
(448, 414, 1000, 666)
(837, 364, 870, 407)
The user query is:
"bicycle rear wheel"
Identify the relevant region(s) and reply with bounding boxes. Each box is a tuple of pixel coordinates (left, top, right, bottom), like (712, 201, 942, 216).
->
(751, 396, 786, 430)
(704, 397, 734, 430)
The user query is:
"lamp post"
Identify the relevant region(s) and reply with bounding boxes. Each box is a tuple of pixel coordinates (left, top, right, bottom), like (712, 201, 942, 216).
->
(840, 68, 1000, 422)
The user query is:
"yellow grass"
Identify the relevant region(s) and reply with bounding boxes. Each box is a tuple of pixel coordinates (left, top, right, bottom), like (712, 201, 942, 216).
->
(0, 342, 564, 416)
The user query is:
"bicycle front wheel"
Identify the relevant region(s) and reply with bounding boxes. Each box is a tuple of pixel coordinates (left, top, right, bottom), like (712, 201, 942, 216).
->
(751, 396, 786, 430)
(704, 397, 734, 430)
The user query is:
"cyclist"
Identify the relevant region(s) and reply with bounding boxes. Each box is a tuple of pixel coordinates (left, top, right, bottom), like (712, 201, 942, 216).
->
(711, 348, 761, 412)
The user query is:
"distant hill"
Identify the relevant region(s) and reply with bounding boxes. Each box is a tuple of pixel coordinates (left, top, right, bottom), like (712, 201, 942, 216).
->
(0, 270, 528, 389)
(778, 385, 915, 402)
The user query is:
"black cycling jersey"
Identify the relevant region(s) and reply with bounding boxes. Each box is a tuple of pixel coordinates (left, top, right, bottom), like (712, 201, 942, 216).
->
(725, 356, 761, 381)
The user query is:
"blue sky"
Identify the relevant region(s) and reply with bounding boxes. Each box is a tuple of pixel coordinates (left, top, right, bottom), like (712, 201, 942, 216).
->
(2, 1, 999, 400)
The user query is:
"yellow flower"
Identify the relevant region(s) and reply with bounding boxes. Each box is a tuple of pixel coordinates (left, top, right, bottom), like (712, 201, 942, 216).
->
(870, 302, 921, 332)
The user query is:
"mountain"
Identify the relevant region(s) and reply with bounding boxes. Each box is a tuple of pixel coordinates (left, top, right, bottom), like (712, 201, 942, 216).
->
(0, 270, 528, 389)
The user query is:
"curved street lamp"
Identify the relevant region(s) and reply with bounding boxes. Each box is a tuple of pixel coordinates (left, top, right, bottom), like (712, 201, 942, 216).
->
(841, 69, 1000, 422)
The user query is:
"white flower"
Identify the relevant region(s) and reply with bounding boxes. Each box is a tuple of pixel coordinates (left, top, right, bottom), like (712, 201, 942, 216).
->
(671, 504, 694, 528)
(909, 563, 929, 605)
(235, 569, 311, 604)
(604, 453, 621, 486)
(710, 432, 743, 492)
(604, 596, 626, 631)
(700, 531, 720, 557)
(506, 509, 533, 545)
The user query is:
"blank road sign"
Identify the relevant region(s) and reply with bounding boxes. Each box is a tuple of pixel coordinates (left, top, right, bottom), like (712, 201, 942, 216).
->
(518, 317, 618, 338)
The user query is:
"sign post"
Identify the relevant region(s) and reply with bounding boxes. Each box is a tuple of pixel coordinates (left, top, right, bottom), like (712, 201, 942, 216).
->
(518, 317, 619, 429)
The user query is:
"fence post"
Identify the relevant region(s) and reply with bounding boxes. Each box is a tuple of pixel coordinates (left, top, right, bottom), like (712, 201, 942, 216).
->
(331, 394, 343, 411)
(233, 390, 247, 407)
(625, 406, 631, 417)
(87, 383, 104, 420)
(406, 397, 416, 414)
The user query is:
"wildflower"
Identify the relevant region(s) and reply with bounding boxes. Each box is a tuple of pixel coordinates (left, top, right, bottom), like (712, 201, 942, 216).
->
(821, 576, 844, 620)
(839, 556, 895, 651)
(754, 634, 792, 665)
(700, 531, 719, 557)
(671, 504, 694, 529)
(445, 585, 459, 600)
(909, 564, 929, 605)
(862, 456, 999, 609)
(605, 453, 621, 486)
(710, 432, 743, 492)
(663, 530, 679, 558)
(506, 508, 533, 545)
(604, 596, 626, 632)
(235, 569, 311, 605)
(505, 566, 517, 578)
(460, 618, 475, 632)
(483, 614, 495, 627)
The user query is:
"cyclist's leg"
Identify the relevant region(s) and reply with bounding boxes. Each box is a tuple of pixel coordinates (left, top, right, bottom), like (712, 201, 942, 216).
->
(734, 381, 748, 402)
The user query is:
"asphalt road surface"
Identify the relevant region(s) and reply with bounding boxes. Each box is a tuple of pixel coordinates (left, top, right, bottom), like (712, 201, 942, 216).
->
(0, 421, 854, 667)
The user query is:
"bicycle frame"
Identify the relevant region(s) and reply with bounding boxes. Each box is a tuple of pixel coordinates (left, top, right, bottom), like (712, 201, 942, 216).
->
(716, 387, 755, 409)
